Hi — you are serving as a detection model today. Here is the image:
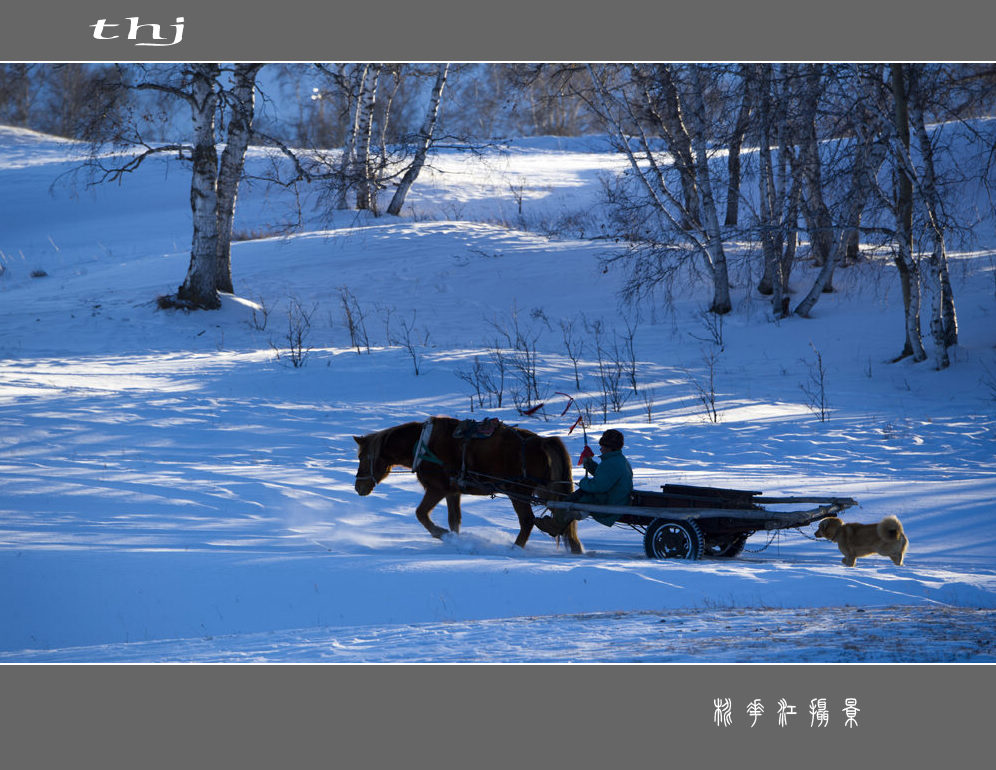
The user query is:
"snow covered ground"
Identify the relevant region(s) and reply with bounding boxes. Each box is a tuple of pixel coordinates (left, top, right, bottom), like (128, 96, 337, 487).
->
(1, 125, 995, 662)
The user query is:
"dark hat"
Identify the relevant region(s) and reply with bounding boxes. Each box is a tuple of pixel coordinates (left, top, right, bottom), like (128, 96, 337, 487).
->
(598, 429, 624, 450)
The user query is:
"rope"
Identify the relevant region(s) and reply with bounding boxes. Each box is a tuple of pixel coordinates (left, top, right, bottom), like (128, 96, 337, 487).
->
(456, 468, 568, 507)
(743, 529, 778, 553)
(794, 526, 824, 541)
(743, 525, 821, 553)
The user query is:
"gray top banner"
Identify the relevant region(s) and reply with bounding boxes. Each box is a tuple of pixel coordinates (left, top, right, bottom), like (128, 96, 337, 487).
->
(5, 0, 996, 61)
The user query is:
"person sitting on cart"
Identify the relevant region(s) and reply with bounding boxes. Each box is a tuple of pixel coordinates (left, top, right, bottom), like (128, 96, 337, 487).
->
(535, 429, 633, 537)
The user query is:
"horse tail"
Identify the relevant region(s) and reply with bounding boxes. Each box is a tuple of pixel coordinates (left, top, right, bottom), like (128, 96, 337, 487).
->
(541, 437, 574, 500)
(541, 436, 583, 554)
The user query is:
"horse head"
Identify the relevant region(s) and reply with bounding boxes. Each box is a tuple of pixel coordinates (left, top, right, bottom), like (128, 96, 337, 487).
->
(353, 433, 391, 496)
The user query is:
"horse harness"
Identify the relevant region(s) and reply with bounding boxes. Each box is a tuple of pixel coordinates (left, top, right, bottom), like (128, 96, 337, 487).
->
(410, 417, 553, 503)
(412, 419, 442, 472)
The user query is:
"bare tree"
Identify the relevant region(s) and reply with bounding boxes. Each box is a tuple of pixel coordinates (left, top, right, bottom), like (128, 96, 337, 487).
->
(387, 64, 449, 216)
(0, 64, 32, 126)
(635, 64, 701, 229)
(328, 64, 369, 211)
(788, 65, 836, 278)
(394, 310, 430, 376)
(801, 343, 831, 422)
(272, 298, 315, 368)
(794, 66, 889, 318)
(339, 286, 371, 354)
(304, 63, 455, 219)
(1, 64, 126, 139)
(688, 349, 721, 424)
(755, 65, 801, 307)
(559, 318, 585, 389)
(82, 64, 263, 310)
(490, 309, 543, 410)
(587, 64, 733, 315)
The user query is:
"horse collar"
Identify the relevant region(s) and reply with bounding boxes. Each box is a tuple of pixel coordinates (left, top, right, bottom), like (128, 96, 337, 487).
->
(412, 418, 444, 471)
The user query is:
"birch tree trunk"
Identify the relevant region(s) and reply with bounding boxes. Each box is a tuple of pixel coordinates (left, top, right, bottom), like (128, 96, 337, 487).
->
(215, 63, 262, 295)
(780, 175, 802, 296)
(725, 66, 754, 226)
(908, 64, 958, 360)
(889, 63, 927, 363)
(637, 64, 700, 229)
(688, 66, 732, 314)
(336, 64, 367, 211)
(177, 64, 222, 310)
(387, 64, 449, 217)
(757, 66, 787, 296)
(378, 67, 403, 173)
(757, 64, 797, 317)
(789, 65, 835, 284)
(775, 73, 801, 299)
(755, 65, 787, 315)
(355, 64, 382, 212)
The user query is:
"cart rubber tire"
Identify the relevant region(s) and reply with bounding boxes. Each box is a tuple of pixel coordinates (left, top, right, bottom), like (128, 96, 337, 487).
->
(644, 519, 705, 560)
(704, 533, 749, 558)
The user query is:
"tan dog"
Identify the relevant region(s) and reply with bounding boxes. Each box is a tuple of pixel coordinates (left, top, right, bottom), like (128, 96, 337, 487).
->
(815, 515, 908, 567)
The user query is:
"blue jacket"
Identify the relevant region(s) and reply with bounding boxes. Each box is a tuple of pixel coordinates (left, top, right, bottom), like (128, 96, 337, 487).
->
(578, 449, 633, 524)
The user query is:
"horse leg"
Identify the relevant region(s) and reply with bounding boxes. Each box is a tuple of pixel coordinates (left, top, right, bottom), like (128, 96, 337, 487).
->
(445, 493, 462, 533)
(563, 519, 584, 555)
(510, 498, 535, 548)
(415, 488, 449, 539)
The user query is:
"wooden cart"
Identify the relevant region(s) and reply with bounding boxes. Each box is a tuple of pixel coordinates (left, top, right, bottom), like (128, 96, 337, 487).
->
(545, 483, 858, 559)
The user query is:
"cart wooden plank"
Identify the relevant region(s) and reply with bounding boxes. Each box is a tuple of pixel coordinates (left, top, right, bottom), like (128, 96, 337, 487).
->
(546, 498, 857, 528)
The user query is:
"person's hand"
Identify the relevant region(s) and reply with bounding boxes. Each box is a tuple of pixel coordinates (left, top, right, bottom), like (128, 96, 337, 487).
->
(578, 444, 595, 465)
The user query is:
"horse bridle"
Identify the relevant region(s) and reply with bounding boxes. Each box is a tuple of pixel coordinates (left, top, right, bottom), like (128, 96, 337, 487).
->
(355, 455, 380, 485)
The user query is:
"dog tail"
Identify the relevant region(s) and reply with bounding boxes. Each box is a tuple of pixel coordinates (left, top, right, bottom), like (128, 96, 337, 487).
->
(878, 515, 903, 541)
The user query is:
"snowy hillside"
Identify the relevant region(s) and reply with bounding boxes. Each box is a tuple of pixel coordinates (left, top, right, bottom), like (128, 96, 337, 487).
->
(1, 125, 994, 662)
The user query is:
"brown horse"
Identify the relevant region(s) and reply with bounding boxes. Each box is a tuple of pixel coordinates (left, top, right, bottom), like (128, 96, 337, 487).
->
(353, 416, 583, 554)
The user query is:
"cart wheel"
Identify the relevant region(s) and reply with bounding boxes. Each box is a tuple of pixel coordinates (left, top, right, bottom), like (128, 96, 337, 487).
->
(644, 519, 704, 560)
(704, 534, 749, 558)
